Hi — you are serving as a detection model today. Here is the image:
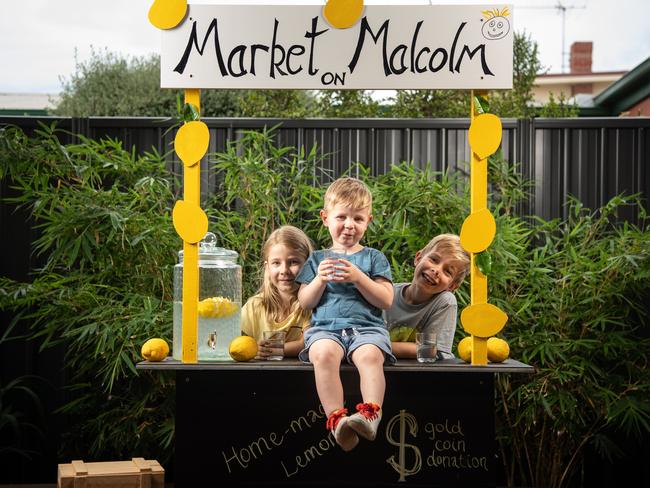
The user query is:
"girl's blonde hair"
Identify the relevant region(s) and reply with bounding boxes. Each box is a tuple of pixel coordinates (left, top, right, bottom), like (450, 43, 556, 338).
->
(259, 226, 313, 323)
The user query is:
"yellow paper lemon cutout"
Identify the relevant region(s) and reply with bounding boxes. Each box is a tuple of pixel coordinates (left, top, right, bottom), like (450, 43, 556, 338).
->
(468, 113, 502, 160)
(172, 200, 208, 244)
(460, 208, 496, 253)
(148, 0, 188, 30)
(175, 121, 210, 167)
(460, 303, 508, 338)
(323, 0, 364, 29)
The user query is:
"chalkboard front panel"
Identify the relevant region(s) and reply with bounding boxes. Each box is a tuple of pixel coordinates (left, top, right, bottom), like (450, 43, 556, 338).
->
(176, 368, 495, 487)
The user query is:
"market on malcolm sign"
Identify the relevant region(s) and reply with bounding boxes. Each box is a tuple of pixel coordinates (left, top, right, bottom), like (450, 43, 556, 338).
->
(160, 4, 514, 90)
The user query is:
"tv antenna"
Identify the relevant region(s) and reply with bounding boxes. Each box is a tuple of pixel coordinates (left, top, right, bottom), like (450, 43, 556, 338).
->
(519, 2, 586, 72)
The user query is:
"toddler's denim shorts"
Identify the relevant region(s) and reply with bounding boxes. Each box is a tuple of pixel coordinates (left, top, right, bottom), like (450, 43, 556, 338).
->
(299, 326, 396, 365)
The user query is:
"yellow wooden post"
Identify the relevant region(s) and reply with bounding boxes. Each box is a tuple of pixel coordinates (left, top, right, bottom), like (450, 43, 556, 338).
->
(169, 93, 210, 364)
(461, 91, 507, 365)
(469, 91, 489, 365)
(180, 89, 201, 363)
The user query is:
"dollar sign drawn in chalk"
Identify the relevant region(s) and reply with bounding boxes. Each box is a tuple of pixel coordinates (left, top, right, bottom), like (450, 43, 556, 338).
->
(385, 409, 422, 481)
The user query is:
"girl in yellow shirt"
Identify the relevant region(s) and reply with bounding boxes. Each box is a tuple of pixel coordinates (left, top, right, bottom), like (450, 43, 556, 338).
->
(241, 226, 312, 357)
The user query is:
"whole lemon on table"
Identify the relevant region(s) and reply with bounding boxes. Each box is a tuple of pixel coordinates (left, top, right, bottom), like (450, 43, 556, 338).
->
(457, 336, 472, 363)
(457, 336, 510, 363)
(141, 338, 170, 362)
(229, 336, 258, 362)
(487, 337, 510, 362)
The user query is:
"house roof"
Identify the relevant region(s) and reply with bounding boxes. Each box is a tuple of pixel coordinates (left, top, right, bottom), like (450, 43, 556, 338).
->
(535, 71, 627, 83)
(536, 71, 626, 79)
(593, 57, 650, 115)
(0, 92, 59, 115)
(534, 71, 626, 87)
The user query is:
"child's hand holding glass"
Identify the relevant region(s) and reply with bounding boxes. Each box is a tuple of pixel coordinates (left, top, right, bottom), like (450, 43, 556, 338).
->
(321, 249, 350, 281)
(256, 330, 286, 360)
(327, 257, 363, 283)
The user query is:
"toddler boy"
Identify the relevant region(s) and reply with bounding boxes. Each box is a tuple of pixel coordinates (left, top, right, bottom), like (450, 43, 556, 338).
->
(297, 177, 394, 452)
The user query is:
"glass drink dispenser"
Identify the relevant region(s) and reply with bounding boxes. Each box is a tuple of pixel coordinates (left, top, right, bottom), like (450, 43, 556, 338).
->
(173, 232, 242, 360)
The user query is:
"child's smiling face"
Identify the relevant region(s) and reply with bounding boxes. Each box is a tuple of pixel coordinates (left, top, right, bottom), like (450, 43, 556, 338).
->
(413, 249, 461, 294)
(320, 204, 372, 251)
(265, 243, 306, 295)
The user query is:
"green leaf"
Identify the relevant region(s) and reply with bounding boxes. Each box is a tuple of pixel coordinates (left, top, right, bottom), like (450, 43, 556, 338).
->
(182, 103, 200, 122)
(475, 250, 492, 275)
(473, 95, 490, 114)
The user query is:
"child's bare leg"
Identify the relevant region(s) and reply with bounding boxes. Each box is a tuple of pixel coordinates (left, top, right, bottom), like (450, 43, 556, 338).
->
(310, 338, 358, 451)
(350, 344, 385, 406)
(308, 339, 345, 415)
(347, 344, 385, 441)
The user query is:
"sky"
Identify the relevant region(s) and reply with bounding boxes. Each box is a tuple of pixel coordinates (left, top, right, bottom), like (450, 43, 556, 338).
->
(1, 0, 648, 94)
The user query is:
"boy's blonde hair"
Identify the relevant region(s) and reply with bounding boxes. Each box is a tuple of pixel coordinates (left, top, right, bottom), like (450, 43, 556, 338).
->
(324, 177, 372, 211)
(259, 226, 313, 323)
(419, 234, 471, 287)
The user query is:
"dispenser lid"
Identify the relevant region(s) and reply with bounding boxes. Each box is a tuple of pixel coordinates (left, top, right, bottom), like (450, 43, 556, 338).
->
(178, 232, 238, 263)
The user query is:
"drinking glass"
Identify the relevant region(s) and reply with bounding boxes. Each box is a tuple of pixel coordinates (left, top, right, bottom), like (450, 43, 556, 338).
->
(416, 332, 438, 363)
(262, 330, 286, 361)
(324, 248, 348, 279)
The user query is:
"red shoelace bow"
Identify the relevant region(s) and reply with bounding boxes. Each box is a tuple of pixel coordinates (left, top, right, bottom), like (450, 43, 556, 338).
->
(355, 402, 381, 421)
(326, 408, 348, 431)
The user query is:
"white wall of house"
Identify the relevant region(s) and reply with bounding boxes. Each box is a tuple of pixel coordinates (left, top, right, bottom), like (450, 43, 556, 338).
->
(532, 73, 625, 105)
(0, 93, 59, 111)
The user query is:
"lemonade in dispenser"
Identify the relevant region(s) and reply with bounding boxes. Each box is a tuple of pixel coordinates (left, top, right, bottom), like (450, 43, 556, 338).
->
(173, 232, 242, 360)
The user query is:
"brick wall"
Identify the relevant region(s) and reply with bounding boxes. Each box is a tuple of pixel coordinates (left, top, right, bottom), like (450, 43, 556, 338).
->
(570, 42, 593, 74)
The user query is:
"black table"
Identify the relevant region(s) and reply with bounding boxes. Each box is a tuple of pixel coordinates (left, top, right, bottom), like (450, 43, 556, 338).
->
(137, 358, 534, 487)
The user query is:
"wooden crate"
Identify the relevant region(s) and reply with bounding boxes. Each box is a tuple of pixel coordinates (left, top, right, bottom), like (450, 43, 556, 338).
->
(57, 458, 164, 488)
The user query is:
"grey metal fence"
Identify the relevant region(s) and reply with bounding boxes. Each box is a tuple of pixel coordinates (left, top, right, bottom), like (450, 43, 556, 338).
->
(2, 116, 648, 222)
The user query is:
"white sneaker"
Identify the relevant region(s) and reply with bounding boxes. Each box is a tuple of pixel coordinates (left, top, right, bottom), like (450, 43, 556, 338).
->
(332, 415, 359, 451)
(347, 403, 382, 441)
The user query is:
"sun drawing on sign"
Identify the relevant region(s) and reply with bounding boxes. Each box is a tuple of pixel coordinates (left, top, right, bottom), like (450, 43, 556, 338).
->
(481, 7, 510, 40)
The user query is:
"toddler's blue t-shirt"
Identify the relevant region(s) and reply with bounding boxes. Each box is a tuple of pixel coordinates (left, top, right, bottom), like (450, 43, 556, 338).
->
(296, 247, 393, 330)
